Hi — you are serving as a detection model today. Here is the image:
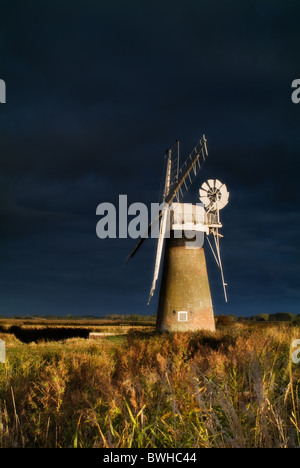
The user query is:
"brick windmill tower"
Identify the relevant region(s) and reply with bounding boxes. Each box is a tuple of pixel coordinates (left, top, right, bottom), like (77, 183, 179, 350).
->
(126, 136, 229, 332)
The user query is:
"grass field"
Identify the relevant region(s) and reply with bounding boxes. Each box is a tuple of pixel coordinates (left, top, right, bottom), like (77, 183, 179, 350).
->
(0, 320, 299, 448)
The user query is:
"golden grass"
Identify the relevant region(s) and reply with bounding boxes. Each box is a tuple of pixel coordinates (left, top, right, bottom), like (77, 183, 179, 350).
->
(0, 322, 299, 448)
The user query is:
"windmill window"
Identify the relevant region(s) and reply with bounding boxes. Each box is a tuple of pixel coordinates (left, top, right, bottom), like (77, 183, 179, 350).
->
(178, 311, 188, 322)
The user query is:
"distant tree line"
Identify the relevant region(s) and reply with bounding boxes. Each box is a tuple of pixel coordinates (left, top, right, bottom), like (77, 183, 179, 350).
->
(0, 312, 298, 324)
(0, 313, 157, 322)
(101, 314, 156, 322)
(217, 312, 300, 325)
(250, 312, 299, 323)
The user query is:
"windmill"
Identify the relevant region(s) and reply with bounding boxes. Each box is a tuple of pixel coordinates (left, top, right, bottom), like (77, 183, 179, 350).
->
(125, 135, 229, 332)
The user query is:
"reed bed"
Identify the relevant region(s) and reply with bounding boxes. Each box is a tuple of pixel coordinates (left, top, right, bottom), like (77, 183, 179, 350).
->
(0, 323, 299, 448)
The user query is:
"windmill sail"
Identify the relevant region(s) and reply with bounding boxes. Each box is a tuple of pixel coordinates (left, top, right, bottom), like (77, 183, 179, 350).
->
(166, 136, 208, 203)
(123, 214, 161, 267)
(147, 205, 169, 304)
(124, 135, 208, 267)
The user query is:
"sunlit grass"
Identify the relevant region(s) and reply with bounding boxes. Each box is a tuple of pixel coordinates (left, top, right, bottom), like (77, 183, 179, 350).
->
(0, 323, 299, 448)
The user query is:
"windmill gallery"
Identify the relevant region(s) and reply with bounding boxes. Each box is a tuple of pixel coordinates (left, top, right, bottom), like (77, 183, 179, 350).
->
(96, 135, 230, 333)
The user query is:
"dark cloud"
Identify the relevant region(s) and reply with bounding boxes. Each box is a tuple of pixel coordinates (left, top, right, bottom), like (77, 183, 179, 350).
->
(0, 0, 299, 316)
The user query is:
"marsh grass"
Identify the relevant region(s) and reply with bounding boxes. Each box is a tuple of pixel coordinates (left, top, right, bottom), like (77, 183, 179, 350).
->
(0, 323, 299, 448)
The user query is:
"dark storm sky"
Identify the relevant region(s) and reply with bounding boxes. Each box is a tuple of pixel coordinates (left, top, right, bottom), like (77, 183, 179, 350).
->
(0, 0, 299, 317)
